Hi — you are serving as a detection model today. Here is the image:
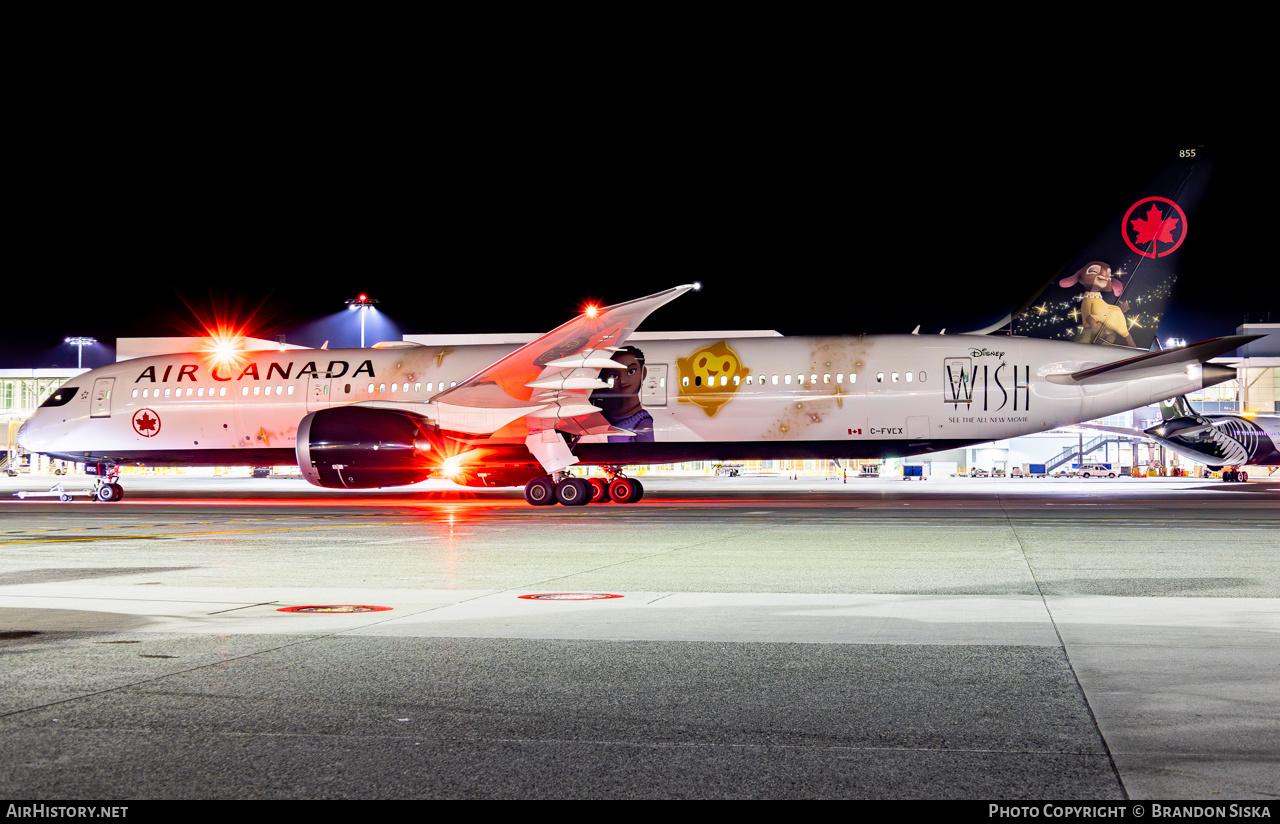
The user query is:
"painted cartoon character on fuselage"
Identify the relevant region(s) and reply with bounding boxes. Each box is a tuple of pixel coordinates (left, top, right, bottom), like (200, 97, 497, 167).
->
(595, 345, 655, 443)
(1061, 261, 1136, 347)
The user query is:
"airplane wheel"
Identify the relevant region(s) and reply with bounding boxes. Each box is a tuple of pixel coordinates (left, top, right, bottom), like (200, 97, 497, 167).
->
(1241, 472, 1249, 482)
(555, 477, 590, 506)
(95, 483, 122, 503)
(608, 477, 642, 504)
(587, 477, 609, 503)
(524, 477, 556, 506)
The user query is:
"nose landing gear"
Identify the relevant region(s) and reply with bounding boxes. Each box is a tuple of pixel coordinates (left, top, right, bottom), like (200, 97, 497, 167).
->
(90, 463, 124, 502)
(94, 481, 124, 502)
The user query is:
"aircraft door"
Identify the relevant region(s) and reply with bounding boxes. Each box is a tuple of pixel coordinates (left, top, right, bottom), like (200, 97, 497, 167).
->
(642, 363, 668, 408)
(91, 378, 114, 418)
(306, 378, 332, 412)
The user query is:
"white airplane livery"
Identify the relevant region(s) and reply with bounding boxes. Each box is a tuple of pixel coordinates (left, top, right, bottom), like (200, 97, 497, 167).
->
(16, 148, 1260, 505)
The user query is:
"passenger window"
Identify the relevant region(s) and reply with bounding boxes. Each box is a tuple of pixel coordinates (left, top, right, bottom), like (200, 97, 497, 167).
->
(877, 373, 884, 383)
(892, 372, 899, 382)
(918, 371, 926, 382)
(132, 389, 139, 398)
(905, 372, 913, 382)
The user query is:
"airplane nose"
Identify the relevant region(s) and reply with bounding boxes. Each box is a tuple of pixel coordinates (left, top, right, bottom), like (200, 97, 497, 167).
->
(16, 420, 30, 449)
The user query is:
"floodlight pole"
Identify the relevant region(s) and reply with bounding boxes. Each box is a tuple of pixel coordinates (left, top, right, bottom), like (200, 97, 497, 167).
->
(345, 295, 379, 347)
(65, 337, 96, 369)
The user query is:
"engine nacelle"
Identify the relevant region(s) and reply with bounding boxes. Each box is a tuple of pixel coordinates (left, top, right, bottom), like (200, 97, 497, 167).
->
(297, 406, 438, 489)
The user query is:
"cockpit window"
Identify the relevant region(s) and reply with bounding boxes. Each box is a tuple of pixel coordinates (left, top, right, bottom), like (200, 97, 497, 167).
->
(40, 387, 80, 408)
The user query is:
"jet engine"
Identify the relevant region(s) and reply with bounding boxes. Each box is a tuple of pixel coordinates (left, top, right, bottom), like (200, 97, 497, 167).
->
(296, 406, 440, 489)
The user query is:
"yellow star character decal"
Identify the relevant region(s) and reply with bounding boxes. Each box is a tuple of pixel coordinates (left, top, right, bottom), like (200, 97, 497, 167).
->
(256, 427, 273, 446)
(676, 341, 749, 417)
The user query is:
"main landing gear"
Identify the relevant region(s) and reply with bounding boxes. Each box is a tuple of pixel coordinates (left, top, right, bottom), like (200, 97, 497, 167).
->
(523, 467, 644, 507)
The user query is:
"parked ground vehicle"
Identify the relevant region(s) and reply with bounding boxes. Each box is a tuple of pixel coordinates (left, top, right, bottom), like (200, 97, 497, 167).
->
(970, 468, 989, 478)
(903, 465, 926, 481)
(1078, 463, 1117, 478)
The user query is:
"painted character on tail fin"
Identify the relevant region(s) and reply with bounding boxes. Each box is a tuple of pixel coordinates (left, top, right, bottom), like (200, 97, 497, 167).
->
(1061, 262, 1136, 347)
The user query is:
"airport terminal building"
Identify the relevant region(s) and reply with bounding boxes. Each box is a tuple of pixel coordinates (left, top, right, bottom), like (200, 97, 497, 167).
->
(5, 325, 1277, 478)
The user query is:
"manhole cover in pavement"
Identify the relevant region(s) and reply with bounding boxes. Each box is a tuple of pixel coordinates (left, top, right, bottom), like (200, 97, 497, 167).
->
(517, 593, 623, 601)
(277, 605, 393, 613)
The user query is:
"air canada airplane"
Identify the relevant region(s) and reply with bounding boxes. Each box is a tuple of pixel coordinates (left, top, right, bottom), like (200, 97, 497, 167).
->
(16, 148, 1260, 505)
(1086, 395, 1280, 480)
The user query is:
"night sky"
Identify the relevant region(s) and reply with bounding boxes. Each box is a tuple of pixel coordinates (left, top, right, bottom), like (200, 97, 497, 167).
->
(5, 135, 1271, 371)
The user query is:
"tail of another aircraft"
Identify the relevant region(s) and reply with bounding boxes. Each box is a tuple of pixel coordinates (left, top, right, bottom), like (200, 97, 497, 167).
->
(1003, 148, 1215, 350)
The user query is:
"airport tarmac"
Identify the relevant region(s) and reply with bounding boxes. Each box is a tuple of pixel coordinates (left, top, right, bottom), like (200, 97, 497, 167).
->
(1, 472, 1276, 800)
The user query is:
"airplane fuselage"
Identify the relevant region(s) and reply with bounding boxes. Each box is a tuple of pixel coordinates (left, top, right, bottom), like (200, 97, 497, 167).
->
(19, 334, 1218, 472)
(1148, 413, 1280, 468)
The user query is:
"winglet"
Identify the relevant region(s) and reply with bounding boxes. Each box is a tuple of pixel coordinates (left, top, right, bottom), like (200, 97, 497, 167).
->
(434, 285, 696, 410)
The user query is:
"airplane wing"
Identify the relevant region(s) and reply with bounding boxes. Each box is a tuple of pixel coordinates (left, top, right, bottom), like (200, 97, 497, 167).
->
(430, 284, 698, 473)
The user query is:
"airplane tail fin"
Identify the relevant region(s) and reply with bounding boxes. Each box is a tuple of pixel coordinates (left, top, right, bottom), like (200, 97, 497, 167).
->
(1001, 148, 1215, 350)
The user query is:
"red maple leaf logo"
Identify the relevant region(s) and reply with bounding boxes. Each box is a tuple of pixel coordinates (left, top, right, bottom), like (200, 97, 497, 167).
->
(134, 412, 157, 433)
(1130, 204, 1179, 246)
